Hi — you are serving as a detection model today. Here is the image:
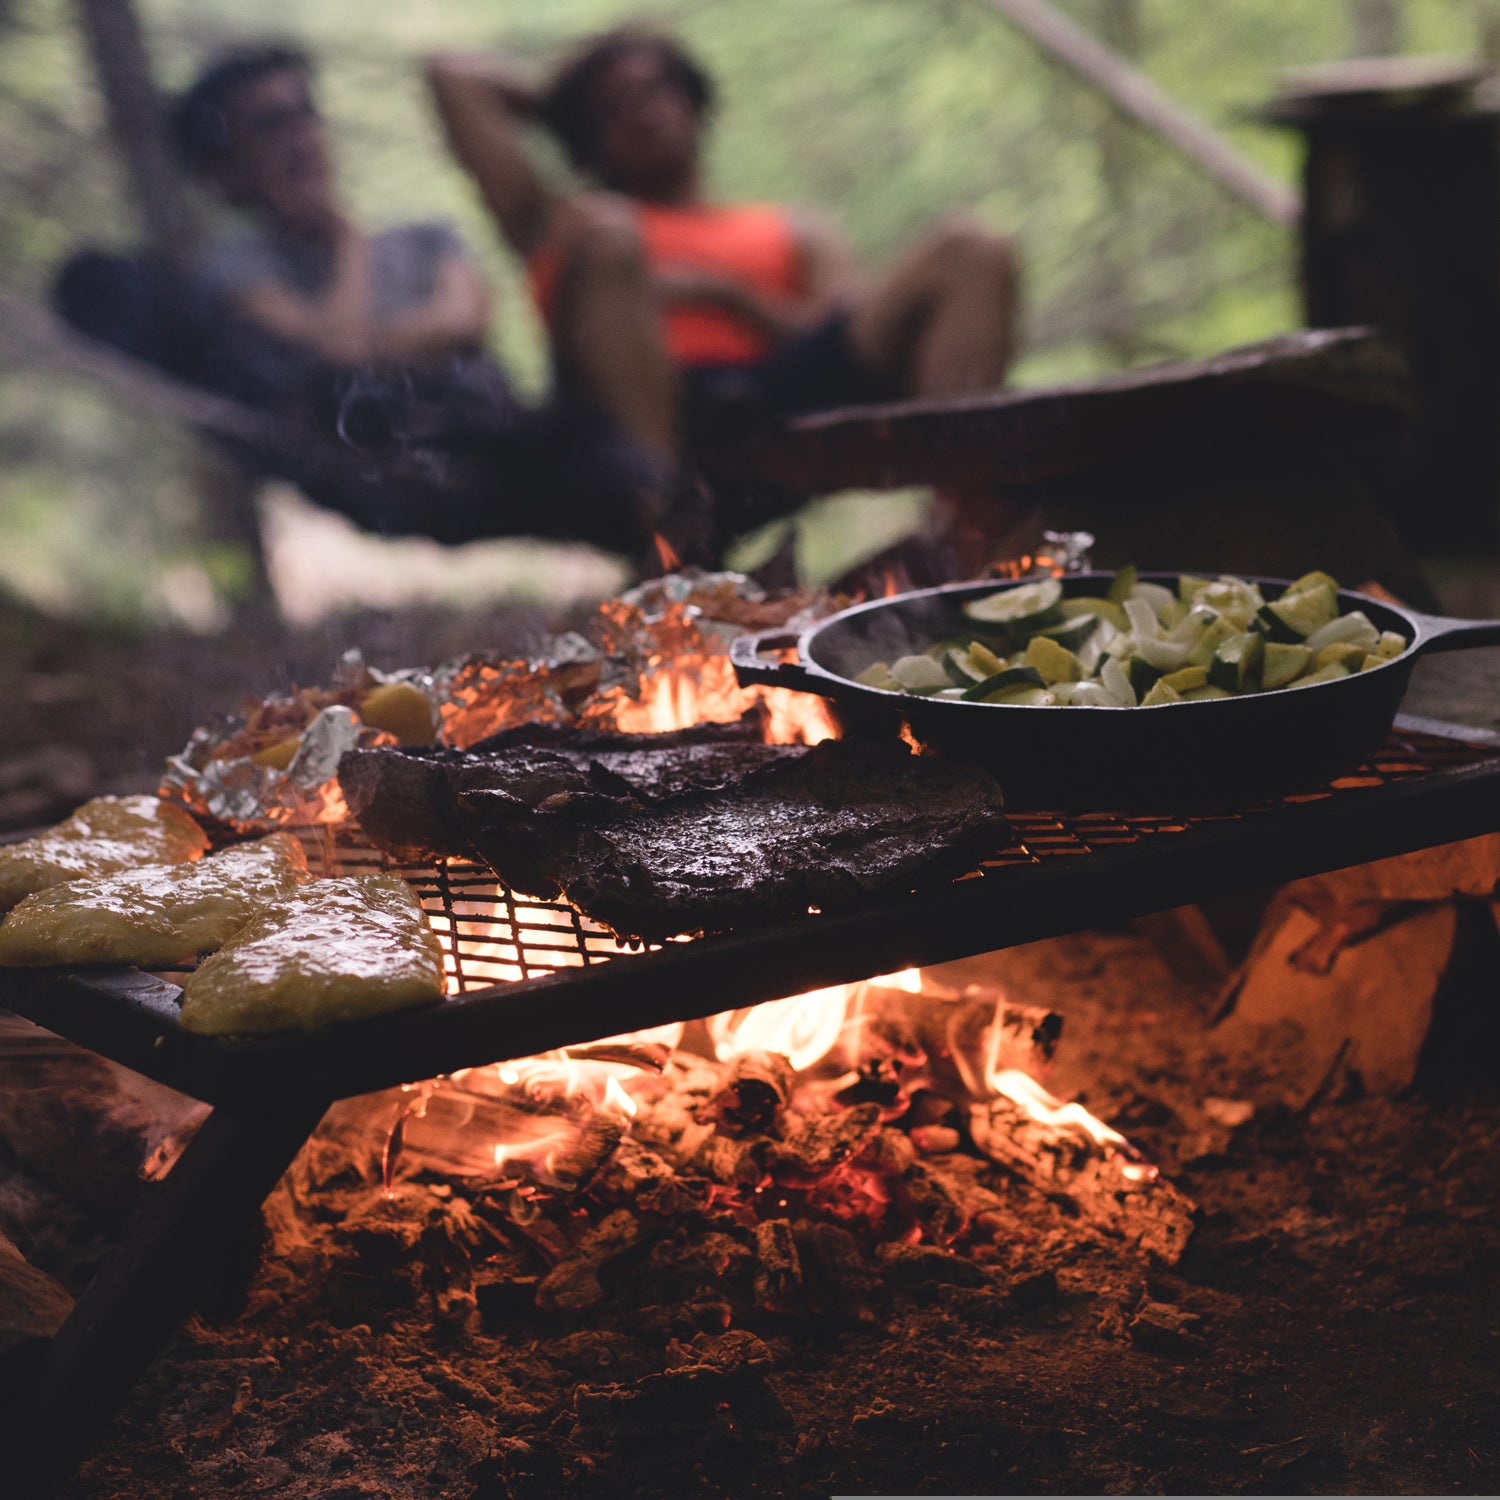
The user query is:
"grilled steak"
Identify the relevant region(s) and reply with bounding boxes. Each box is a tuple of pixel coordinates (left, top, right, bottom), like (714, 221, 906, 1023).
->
(453, 737, 1008, 940)
(342, 725, 1009, 942)
(337, 716, 792, 869)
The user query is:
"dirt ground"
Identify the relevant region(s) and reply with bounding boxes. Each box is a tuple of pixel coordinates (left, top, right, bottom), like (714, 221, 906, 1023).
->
(1, 575, 1499, 1498)
(41, 927, 1500, 1500)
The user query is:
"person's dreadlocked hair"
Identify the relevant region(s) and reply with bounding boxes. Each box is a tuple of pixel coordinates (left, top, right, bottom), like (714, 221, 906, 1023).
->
(540, 28, 714, 174)
(169, 43, 313, 173)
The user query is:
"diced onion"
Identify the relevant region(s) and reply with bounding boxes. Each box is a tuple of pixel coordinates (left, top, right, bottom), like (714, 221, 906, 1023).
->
(1129, 581, 1177, 621)
(1134, 636, 1191, 671)
(1124, 598, 1161, 640)
(1303, 610, 1380, 655)
(1101, 656, 1136, 706)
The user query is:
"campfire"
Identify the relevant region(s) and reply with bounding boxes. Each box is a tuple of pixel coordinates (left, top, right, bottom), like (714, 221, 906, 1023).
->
(6, 567, 1500, 1499)
(364, 961, 1191, 1325)
(321, 574, 1192, 1315)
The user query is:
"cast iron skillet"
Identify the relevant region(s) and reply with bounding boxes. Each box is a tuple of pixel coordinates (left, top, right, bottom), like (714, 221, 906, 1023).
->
(730, 572, 1500, 808)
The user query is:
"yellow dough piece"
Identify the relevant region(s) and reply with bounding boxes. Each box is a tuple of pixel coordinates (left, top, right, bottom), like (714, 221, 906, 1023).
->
(0, 834, 309, 968)
(0, 796, 209, 912)
(179, 874, 445, 1035)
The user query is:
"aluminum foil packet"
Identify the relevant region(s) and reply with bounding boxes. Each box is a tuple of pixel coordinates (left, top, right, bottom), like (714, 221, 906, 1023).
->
(159, 654, 440, 831)
(160, 574, 832, 828)
(435, 571, 831, 747)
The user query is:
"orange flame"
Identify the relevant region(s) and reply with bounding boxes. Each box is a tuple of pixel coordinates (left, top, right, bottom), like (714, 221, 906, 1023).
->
(707, 984, 855, 1073)
(987, 1067, 1128, 1151)
(652, 533, 682, 574)
(604, 648, 836, 744)
(988, 552, 1066, 581)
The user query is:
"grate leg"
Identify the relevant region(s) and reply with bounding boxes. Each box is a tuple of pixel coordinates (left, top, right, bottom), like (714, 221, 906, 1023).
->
(8, 1098, 328, 1499)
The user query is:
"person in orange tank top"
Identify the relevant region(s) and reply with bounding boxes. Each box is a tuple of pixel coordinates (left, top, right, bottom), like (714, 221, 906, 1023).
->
(427, 29, 1020, 556)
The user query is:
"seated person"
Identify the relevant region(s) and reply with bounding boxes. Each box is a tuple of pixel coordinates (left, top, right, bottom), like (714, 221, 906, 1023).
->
(425, 28, 1020, 530)
(54, 44, 668, 558)
(173, 44, 490, 373)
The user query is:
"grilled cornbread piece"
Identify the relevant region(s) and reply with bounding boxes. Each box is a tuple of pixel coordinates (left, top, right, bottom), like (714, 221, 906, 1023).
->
(0, 796, 209, 912)
(0, 834, 309, 968)
(178, 874, 444, 1034)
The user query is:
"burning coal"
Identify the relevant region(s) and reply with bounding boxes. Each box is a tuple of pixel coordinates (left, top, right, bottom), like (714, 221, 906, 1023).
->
(383, 965, 1193, 1275)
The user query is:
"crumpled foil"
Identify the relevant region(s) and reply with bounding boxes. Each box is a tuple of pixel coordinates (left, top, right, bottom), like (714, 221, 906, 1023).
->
(160, 572, 833, 830)
(159, 650, 442, 831)
(435, 571, 830, 748)
(161, 706, 368, 828)
(1041, 530, 1095, 574)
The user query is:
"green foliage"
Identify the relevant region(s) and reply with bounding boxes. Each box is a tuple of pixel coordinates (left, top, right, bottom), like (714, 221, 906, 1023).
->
(0, 0, 1492, 622)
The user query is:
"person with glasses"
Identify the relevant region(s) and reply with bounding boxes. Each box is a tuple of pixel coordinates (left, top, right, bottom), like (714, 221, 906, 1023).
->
(172, 44, 491, 370)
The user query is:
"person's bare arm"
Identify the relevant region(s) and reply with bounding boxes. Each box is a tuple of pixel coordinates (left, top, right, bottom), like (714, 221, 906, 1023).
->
(233, 217, 377, 363)
(652, 207, 867, 344)
(371, 253, 492, 364)
(425, 52, 557, 257)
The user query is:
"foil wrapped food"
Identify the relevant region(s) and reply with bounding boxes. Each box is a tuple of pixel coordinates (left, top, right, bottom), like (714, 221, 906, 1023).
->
(158, 573, 828, 831)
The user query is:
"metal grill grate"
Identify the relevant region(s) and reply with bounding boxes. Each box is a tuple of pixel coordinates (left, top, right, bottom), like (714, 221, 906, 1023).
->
(273, 724, 1499, 995)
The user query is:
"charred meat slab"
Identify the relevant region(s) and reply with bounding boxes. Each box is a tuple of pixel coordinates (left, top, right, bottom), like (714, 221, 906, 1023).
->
(338, 717, 794, 872)
(342, 729, 1009, 942)
(545, 740, 1008, 941)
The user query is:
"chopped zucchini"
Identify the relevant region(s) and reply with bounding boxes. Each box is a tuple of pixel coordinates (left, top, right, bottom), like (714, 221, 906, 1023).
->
(1034, 613, 1100, 652)
(1105, 564, 1138, 605)
(962, 577, 1064, 628)
(1312, 641, 1367, 673)
(1261, 642, 1313, 689)
(1126, 655, 1163, 699)
(856, 662, 901, 691)
(960, 665, 1046, 702)
(1186, 616, 1238, 668)
(944, 642, 1006, 685)
(1160, 664, 1209, 693)
(1024, 635, 1085, 684)
(1060, 596, 1130, 632)
(1285, 569, 1341, 597)
(983, 685, 1057, 706)
(1257, 582, 1338, 642)
(860, 565, 1380, 710)
(1208, 631, 1264, 692)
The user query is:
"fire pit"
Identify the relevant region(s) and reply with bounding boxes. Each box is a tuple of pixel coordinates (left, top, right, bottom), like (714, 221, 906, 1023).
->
(3, 566, 1500, 1497)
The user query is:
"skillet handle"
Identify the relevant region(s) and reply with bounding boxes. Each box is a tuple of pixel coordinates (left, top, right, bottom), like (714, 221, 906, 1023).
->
(729, 629, 819, 691)
(1409, 612, 1500, 653)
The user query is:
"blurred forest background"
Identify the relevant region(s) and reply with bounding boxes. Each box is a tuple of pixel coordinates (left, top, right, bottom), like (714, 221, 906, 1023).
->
(1, 0, 1496, 629)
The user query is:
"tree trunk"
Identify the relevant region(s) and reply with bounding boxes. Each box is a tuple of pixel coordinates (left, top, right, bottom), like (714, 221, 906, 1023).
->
(73, 0, 190, 255)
